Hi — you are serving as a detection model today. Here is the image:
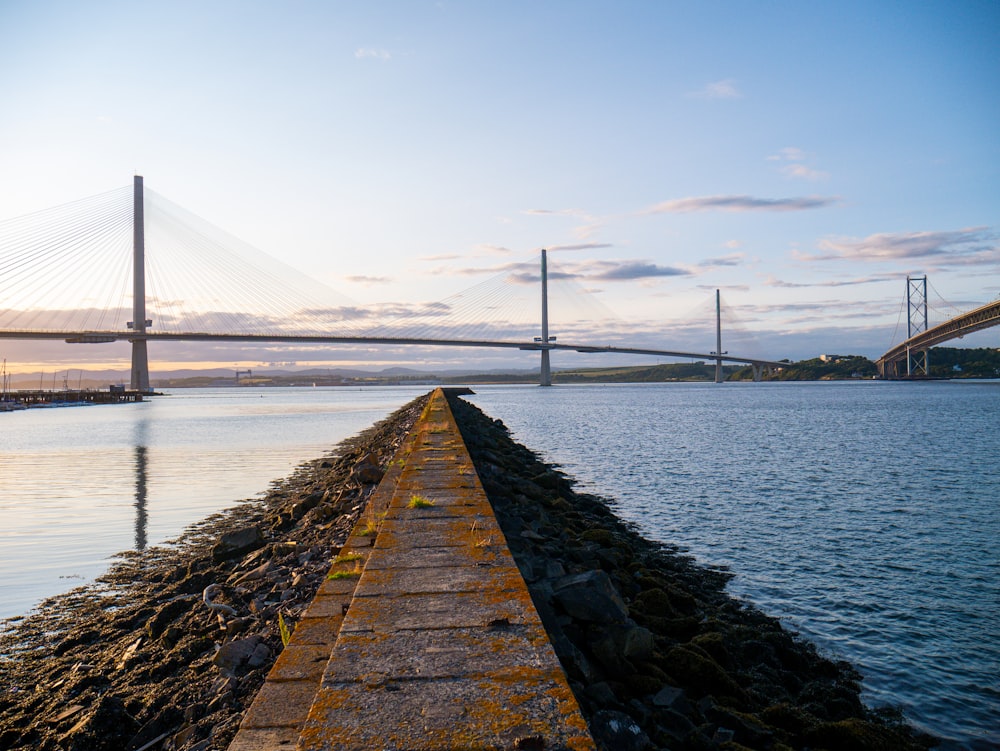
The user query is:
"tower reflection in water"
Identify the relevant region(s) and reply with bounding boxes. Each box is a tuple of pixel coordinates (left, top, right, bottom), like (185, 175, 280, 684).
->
(133, 420, 149, 551)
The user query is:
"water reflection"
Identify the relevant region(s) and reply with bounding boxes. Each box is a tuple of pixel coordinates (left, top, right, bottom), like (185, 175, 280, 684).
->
(133, 420, 149, 550)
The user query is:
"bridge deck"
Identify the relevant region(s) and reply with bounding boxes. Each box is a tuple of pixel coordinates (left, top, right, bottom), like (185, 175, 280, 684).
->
(227, 388, 595, 751)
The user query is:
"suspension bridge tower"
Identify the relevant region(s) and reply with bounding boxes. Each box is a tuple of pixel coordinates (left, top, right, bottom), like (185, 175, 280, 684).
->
(128, 175, 151, 392)
(906, 275, 929, 377)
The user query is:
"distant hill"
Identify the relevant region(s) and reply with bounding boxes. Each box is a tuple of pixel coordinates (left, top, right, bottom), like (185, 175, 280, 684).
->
(5, 345, 997, 390)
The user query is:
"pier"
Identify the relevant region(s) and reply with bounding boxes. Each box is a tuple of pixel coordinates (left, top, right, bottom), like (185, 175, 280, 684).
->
(228, 388, 595, 750)
(2, 388, 147, 408)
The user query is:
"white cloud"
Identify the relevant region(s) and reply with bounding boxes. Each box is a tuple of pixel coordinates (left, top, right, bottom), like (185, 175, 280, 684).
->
(804, 227, 997, 264)
(768, 146, 829, 180)
(689, 78, 743, 99)
(781, 164, 829, 181)
(763, 273, 901, 288)
(355, 48, 391, 60)
(767, 147, 806, 162)
(344, 274, 392, 285)
(646, 194, 838, 213)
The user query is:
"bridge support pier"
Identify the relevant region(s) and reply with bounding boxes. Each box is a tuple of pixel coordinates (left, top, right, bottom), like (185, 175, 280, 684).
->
(539, 248, 553, 387)
(129, 175, 151, 392)
(540, 349, 551, 387)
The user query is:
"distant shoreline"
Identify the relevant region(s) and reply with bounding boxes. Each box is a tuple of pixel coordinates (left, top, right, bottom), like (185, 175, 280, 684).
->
(4, 345, 997, 392)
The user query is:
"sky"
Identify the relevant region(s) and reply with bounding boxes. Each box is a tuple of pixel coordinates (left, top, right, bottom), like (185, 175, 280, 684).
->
(1, 0, 998, 375)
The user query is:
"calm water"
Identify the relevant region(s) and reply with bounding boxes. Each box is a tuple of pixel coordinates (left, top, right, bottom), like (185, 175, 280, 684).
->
(468, 382, 1000, 750)
(0, 387, 429, 619)
(1, 382, 997, 748)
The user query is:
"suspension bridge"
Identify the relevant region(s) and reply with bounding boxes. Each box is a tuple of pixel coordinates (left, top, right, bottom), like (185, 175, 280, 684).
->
(876, 276, 1000, 378)
(0, 176, 788, 389)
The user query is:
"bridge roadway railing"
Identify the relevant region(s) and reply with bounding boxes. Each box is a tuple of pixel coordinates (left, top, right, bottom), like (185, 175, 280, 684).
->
(227, 388, 596, 751)
(877, 298, 1000, 377)
(0, 328, 786, 368)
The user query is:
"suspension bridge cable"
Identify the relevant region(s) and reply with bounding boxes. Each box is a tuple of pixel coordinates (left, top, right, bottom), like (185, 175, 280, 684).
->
(925, 278, 964, 323)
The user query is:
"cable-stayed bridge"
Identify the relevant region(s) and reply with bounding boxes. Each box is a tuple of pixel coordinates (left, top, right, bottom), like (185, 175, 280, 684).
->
(1, 177, 782, 389)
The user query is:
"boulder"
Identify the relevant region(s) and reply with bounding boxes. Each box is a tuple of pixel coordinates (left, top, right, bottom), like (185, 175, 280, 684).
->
(588, 710, 650, 751)
(212, 526, 264, 562)
(592, 624, 656, 675)
(552, 570, 628, 624)
(350, 453, 384, 485)
(212, 636, 263, 675)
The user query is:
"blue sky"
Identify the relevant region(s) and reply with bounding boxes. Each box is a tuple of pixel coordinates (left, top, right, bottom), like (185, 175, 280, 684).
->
(1, 1, 997, 372)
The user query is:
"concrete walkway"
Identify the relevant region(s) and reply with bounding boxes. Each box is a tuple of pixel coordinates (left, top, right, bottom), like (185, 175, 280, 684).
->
(229, 388, 595, 751)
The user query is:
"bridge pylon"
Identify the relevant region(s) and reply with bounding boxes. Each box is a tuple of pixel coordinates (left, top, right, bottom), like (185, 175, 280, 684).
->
(906, 275, 929, 377)
(128, 175, 151, 392)
(538, 248, 554, 386)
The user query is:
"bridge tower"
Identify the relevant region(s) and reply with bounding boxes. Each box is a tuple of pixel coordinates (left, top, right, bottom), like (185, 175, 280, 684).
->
(906, 275, 929, 377)
(128, 175, 151, 392)
(712, 289, 726, 383)
(539, 248, 553, 386)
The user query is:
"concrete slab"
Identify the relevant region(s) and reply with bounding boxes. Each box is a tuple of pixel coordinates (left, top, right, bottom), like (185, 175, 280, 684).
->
(268, 644, 332, 682)
(362, 543, 508, 571)
(226, 727, 300, 751)
(375, 516, 504, 550)
(351, 563, 525, 598)
(324, 626, 558, 682)
(239, 679, 319, 729)
(337, 589, 540, 633)
(298, 669, 593, 751)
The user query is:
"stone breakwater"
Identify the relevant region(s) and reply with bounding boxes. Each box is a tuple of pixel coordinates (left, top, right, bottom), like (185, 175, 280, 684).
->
(0, 391, 934, 750)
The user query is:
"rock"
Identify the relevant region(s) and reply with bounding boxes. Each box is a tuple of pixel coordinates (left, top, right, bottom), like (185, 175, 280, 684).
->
(652, 685, 683, 708)
(147, 597, 194, 639)
(290, 491, 323, 519)
(161, 624, 184, 648)
(654, 707, 696, 739)
(212, 526, 264, 562)
(350, 454, 384, 485)
(247, 642, 271, 668)
(585, 681, 620, 709)
(592, 625, 656, 677)
(212, 636, 263, 675)
(225, 617, 253, 638)
(666, 645, 747, 702)
(172, 724, 200, 747)
(62, 693, 140, 751)
(230, 560, 272, 585)
(543, 560, 566, 579)
(551, 570, 628, 624)
(589, 710, 650, 751)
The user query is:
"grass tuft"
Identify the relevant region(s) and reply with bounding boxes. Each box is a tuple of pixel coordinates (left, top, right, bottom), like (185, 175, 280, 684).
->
(278, 612, 293, 647)
(327, 570, 361, 580)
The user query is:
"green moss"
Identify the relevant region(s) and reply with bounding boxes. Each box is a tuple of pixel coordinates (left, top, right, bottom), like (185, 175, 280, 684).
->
(691, 631, 730, 667)
(327, 570, 361, 580)
(664, 645, 746, 702)
(580, 529, 616, 546)
(634, 588, 677, 618)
